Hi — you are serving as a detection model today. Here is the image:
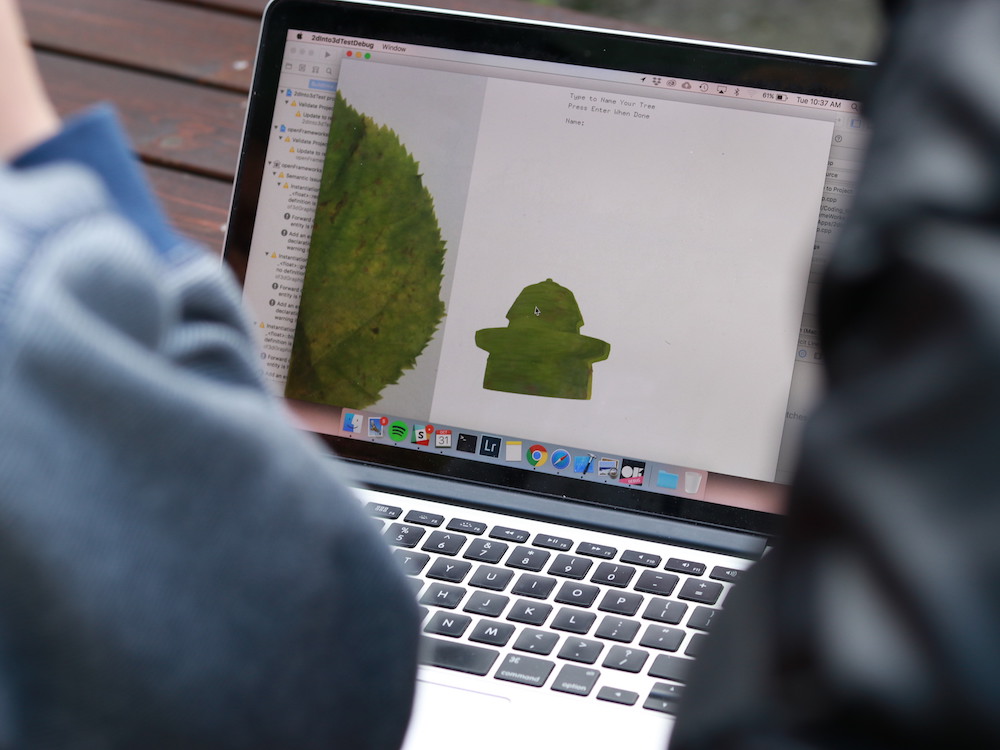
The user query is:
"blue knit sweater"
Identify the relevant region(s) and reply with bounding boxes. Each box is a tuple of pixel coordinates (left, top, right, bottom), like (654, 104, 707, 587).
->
(0, 106, 417, 748)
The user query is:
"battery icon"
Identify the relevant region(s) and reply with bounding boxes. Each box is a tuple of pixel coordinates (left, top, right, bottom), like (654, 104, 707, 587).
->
(775, 94, 788, 101)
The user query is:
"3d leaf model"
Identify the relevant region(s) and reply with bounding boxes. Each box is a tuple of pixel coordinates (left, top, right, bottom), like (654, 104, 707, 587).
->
(475, 279, 610, 400)
(285, 91, 446, 408)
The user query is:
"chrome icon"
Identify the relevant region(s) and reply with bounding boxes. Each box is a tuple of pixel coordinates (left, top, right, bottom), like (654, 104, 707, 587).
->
(527, 444, 548, 467)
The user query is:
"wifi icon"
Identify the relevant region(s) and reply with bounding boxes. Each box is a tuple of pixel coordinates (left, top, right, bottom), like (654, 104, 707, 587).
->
(388, 420, 410, 442)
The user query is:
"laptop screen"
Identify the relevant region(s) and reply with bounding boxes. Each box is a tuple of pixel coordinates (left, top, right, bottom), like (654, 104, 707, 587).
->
(224, 0, 871, 539)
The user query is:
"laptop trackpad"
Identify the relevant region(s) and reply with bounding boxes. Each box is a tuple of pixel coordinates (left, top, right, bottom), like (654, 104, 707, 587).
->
(401, 679, 512, 750)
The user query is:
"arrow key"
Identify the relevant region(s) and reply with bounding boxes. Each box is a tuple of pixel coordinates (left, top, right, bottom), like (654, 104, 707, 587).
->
(597, 686, 639, 705)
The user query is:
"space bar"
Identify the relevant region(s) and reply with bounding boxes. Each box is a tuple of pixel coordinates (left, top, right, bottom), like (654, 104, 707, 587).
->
(419, 637, 500, 676)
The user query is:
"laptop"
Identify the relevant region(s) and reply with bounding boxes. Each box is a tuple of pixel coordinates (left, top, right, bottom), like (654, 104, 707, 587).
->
(222, 1, 872, 746)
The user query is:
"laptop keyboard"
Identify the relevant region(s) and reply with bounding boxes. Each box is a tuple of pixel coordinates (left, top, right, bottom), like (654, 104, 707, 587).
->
(362, 489, 752, 715)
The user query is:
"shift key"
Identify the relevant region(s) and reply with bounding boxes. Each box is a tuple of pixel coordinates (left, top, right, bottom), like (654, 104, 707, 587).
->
(419, 636, 499, 676)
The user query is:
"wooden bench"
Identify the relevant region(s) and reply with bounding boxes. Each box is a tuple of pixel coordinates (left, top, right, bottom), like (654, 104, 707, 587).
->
(22, 0, 668, 255)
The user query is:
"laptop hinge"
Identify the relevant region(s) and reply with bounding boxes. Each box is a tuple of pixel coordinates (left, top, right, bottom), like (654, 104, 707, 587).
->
(349, 463, 768, 560)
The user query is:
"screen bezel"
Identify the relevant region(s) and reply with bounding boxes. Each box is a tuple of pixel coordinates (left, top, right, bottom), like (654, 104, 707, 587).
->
(223, 0, 873, 542)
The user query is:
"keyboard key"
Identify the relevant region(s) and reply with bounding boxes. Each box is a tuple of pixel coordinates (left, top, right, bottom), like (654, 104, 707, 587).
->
(463, 590, 510, 617)
(494, 653, 554, 687)
(419, 583, 467, 609)
(403, 510, 444, 527)
(547, 554, 593, 580)
(687, 606, 720, 631)
(602, 644, 649, 673)
(469, 620, 516, 647)
(551, 608, 597, 634)
(423, 611, 472, 638)
(392, 549, 430, 575)
(685, 632, 708, 657)
(643, 682, 685, 714)
(595, 616, 641, 643)
(597, 686, 639, 705)
(641, 598, 688, 625)
(677, 578, 724, 605)
(506, 546, 551, 572)
(422, 531, 468, 556)
(621, 550, 661, 567)
(553, 581, 601, 608)
(557, 637, 604, 664)
(643, 696, 680, 715)
(648, 654, 692, 683)
(512, 574, 558, 599)
(426, 558, 472, 583)
(366, 502, 402, 519)
(551, 664, 600, 696)
(385, 523, 426, 549)
(507, 599, 553, 626)
(419, 636, 499, 676)
(490, 525, 530, 543)
(598, 589, 644, 616)
(469, 565, 514, 591)
(664, 557, 706, 576)
(534, 533, 574, 551)
(650, 681, 686, 702)
(577, 542, 617, 559)
(639, 624, 685, 652)
(514, 628, 560, 655)
(591, 562, 636, 588)
(633, 570, 680, 596)
(710, 565, 743, 582)
(463, 538, 508, 564)
(447, 518, 487, 535)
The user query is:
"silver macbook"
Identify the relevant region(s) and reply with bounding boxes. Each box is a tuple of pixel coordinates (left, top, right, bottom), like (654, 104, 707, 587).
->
(223, 1, 872, 746)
